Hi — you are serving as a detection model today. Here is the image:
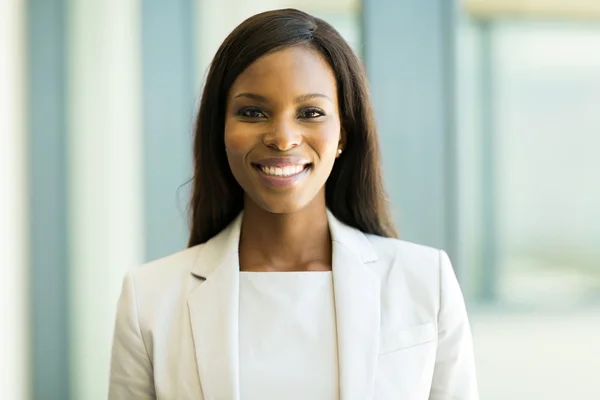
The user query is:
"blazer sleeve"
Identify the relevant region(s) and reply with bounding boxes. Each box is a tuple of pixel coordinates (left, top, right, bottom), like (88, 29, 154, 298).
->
(109, 269, 156, 399)
(429, 250, 479, 400)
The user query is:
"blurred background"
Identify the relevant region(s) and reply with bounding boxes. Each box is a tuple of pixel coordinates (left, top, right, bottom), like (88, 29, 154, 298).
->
(1, 0, 599, 398)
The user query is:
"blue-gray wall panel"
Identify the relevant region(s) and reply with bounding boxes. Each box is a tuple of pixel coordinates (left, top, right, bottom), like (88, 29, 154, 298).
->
(363, 0, 456, 255)
(142, 0, 196, 261)
(27, 0, 70, 398)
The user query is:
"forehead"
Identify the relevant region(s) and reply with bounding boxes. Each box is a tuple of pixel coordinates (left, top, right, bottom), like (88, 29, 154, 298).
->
(229, 46, 337, 98)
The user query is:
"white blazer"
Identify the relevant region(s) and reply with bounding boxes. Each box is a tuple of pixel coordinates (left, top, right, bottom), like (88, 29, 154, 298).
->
(109, 211, 478, 400)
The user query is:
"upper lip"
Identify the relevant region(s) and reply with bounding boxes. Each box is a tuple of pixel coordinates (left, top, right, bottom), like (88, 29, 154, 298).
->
(252, 157, 311, 167)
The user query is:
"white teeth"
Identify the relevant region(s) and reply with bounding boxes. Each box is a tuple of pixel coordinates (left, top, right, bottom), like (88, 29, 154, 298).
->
(259, 164, 305, 177)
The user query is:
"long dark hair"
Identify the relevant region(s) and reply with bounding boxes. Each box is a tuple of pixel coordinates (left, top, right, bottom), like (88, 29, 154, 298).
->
(188, 8, 397, 246)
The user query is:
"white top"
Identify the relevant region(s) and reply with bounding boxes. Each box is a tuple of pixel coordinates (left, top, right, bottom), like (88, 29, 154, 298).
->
(239, 271, 339, 400)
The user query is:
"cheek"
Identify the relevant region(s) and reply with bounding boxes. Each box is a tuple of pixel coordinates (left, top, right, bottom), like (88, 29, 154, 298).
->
(224, 121, 255, 161)
(311, 121, 341, 162)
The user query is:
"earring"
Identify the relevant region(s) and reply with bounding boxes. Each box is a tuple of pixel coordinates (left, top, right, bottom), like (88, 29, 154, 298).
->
(338, 148, 342, 155)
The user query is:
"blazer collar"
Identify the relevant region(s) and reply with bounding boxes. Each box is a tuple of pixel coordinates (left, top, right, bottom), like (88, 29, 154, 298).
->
(190, 212, 243, 280)
(188, 210, 381, 400)
(190, 210, 378, 279)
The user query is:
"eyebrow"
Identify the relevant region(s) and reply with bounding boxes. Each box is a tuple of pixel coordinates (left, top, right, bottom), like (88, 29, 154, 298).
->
(232, 92, 332, 103)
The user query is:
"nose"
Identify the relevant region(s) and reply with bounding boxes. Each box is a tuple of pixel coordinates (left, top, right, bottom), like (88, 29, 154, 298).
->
(263, 118, 301, 151)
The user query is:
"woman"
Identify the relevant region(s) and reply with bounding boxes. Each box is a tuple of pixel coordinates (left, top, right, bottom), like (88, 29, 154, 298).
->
(109, 8, 478, 400)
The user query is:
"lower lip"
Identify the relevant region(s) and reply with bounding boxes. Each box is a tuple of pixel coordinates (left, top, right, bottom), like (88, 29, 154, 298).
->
(254, 165, 310, 188)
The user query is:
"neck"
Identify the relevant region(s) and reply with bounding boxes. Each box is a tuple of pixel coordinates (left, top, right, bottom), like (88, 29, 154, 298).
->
(239, 197, 331, 272)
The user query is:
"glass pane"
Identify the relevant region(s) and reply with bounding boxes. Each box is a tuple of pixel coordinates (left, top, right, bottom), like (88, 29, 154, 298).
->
(457, 15, 600, 400)
(458, 20, 600, 309)
(493, 22, 600, 309)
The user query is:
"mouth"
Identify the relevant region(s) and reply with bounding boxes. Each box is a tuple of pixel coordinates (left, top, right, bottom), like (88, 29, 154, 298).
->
(253, 163, 311, 177)
(251, 162, 312, 188)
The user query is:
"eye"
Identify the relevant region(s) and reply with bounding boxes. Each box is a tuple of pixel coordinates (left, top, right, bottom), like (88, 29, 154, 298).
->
(237, 107, 266, 119)
(299, 108, 325, 119)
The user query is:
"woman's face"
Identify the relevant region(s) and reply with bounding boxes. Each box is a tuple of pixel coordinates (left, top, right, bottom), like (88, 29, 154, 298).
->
(224, 46, 342, 214)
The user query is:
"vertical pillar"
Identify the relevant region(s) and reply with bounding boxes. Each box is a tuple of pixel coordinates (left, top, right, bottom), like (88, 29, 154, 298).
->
(1, 0, 29, 398)
(142, 0, 196, 262)
(67, 0, 144, 398)
(362, 0, 458, 258)
(27, 0, 70, 398)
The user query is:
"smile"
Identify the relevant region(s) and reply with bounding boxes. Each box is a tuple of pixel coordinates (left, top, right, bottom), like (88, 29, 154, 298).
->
(257, 164, 308, 177)
(252, 161, 311, 188)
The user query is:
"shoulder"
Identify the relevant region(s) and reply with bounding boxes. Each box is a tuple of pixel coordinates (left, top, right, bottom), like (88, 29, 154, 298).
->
(131, 245, 199, 282)
(124, 245, 201, 308)
(364, 235, 451, 311)
(366, 234, 443, 275)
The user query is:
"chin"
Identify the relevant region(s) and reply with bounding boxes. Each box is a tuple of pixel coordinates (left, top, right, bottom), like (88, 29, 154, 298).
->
(252, 198, 308, 215)
(241, 174, 328, 215)
(245, 188, 321, 215)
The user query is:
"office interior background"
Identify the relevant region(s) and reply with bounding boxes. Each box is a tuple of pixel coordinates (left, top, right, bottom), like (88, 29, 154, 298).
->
(1, 0, 599, 398)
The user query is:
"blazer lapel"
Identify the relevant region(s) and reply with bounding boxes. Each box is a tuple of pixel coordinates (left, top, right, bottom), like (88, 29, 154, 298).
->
(328, 211, 381, 400)
(188, 214, 243, 400)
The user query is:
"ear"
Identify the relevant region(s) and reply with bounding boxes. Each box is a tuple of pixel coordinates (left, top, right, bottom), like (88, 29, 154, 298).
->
(336, 129, 346, 158)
